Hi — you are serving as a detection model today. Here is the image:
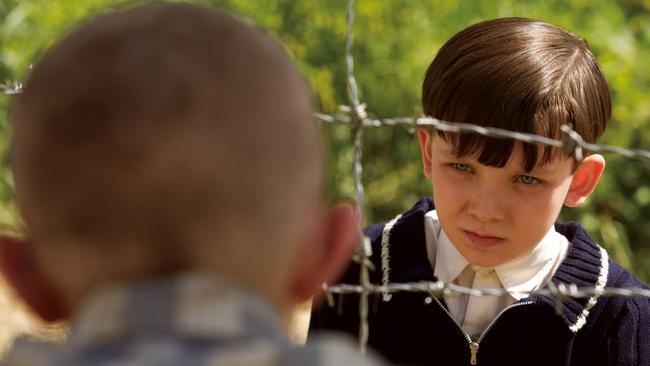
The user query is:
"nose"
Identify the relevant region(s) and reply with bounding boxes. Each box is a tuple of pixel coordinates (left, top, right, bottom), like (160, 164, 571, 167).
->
(466, 185, 505, 223)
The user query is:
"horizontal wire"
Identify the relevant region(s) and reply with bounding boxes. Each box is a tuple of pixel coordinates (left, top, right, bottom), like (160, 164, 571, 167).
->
(0, 81, 23, 95)
(323, 281, 650, 300)
(316, 113, 650, 162)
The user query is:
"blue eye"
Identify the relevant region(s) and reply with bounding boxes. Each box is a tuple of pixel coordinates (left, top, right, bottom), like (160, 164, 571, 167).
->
(518, 175, 539, 185)
(451, 163, 471, 172)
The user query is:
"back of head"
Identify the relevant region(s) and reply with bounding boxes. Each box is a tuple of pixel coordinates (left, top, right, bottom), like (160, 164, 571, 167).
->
(11, 4, 321, 301)
(422, 17, 611, 170)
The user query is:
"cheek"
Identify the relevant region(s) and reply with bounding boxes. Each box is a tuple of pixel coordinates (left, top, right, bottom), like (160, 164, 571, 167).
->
(511, 186, 568, 238)
(431, 169, 466, 213)
(525, 181, 571, 215)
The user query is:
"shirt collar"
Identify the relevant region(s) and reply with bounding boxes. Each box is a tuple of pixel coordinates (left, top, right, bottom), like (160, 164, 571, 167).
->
(426, 211, 469, 283)
(494, 226, 568, 299)
(425, 210, 568, 299)
(435, 229, 470, 283)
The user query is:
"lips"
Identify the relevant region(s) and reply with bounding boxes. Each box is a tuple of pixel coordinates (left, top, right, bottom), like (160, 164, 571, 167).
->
(464, 230, 504, 247)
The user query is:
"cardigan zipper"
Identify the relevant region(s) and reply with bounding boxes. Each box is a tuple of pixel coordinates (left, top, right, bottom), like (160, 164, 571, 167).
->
(432, 297, 534, 365)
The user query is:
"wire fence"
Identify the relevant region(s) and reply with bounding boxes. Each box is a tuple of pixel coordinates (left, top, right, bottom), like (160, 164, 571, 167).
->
(2, 0, 650, 355)
(316, 0, 650, 354)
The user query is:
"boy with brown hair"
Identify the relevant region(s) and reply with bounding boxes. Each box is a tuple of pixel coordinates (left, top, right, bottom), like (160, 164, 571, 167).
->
(0, 3, 386, 365)
(310, 18, 650, 366)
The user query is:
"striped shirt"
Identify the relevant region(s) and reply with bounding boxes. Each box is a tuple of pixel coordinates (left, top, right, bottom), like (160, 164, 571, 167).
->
(1, 272, 383, 366)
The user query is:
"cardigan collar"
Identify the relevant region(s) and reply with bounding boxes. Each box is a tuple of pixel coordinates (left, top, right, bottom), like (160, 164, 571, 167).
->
(380, 197, 609, 334)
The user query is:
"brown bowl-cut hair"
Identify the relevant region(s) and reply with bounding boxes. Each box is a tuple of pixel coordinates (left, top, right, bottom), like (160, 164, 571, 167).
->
(422, 17, 611, 172)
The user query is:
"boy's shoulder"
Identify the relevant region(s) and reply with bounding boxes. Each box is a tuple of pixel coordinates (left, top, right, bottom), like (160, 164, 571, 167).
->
(364, 197, 433, 242)
(601, 257, 650, 333)
(327, 198, 435, 287)
(553, 221, 649, 346)
(573, 245, 650, 364)
(555, 221, 648, 290)
(357, 198, 436, 286)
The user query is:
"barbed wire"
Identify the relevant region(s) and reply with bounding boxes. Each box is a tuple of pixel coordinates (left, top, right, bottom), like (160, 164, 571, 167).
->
(0, 81, 22, 95)
(2, 1, 650, 354)
(315, 113, 650, 162)
(327, 0, 650, 354)
(323, 281, 650, 313)
(343, 0, 373, 354)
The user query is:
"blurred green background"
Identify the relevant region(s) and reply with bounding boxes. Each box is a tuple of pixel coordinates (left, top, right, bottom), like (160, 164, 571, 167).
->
(1, 0, 649, 283)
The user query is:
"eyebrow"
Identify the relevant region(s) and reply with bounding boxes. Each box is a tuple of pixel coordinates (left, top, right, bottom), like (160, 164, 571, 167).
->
(525, 165, 559, 175)
(437, 146, 562, 175)
(437, 148, 459, 159)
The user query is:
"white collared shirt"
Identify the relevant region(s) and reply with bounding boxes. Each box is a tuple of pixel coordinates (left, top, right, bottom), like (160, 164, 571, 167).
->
(423, 210, 569, 337)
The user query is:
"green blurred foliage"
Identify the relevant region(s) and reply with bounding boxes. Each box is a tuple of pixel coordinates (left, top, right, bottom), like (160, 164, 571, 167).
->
(0, 0, 648, 283)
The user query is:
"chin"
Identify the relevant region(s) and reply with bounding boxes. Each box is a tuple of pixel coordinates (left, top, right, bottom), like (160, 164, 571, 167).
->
(462, 251, 509, 268)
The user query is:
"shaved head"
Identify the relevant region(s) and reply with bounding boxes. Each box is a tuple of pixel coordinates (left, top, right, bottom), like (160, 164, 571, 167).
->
(11, 4, 322, 302)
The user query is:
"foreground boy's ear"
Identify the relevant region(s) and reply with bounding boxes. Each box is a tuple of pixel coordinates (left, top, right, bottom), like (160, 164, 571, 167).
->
(564, 154, 606, 207)
(0, 235, 69, 322)
(417, 128, 433, 179)
(290, 204, 358, 303)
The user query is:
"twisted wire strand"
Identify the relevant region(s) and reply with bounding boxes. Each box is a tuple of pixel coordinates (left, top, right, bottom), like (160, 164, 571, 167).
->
(0, 82, 22, 95)
(343, 0, 372, 354)
(323, 281, 650, 300)
(315, 113, 650, 162)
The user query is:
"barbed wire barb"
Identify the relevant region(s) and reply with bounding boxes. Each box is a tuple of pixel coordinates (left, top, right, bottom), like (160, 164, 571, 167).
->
(0, 81, 23, 95)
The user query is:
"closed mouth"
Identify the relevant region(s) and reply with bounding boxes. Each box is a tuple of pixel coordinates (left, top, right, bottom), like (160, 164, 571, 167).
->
(463, 230, 504, 247)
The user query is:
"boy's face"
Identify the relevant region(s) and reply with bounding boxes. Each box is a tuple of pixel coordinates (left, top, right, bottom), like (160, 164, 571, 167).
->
(425, 134, 576, 268)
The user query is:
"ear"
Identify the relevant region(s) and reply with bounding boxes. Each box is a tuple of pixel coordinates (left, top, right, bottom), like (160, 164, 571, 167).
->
(417, 128, 433, 179)
(564, 154, 605, 207)
(0, 235, 69, 322)
(289, 204, 358, 303)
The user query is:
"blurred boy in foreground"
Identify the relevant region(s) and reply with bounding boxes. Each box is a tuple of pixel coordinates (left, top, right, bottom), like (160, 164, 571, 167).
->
(0, 4, 384, 365)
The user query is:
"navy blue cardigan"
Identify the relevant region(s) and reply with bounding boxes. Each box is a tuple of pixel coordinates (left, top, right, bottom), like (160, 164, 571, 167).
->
(310, 198, 650, 366)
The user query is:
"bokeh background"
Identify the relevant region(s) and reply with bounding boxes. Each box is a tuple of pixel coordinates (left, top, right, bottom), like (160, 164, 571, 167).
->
(1, 0, 649, 355)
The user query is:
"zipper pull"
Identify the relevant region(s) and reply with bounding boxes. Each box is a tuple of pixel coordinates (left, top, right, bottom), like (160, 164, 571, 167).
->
(469, 341, 479, 365)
